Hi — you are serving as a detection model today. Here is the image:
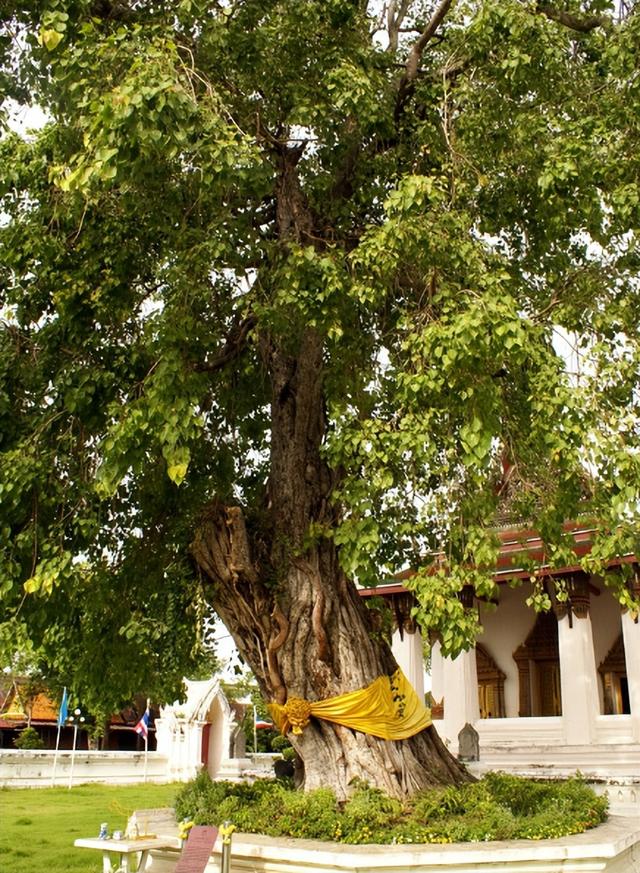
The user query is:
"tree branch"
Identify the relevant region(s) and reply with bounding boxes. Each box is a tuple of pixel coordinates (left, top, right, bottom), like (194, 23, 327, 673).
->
(194, 314, 257, 372)
(405, 0, 455, 82)
(387, 0, 414, 54)
(395, 0, 455, 120)
(536, 3, 610, 32)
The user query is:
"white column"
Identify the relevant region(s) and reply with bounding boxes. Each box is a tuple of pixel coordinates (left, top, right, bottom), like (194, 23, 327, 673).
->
(440, 647, 479, 751)
(557, 612, 600, 745)
(391, 626, 425, 700)
(430, 639, 444, 706)
(621, 611, 640, 742)
(186, 722, 205, 778)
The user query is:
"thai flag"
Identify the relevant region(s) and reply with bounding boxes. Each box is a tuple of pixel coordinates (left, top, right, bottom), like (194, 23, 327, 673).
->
(135, 706, 150, 739)
(254, 709, 273, 730)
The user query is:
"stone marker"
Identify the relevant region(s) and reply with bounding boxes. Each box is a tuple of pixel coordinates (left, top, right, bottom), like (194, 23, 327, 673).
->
(458, 722, 479, 762)
(174, 825, 218, 873)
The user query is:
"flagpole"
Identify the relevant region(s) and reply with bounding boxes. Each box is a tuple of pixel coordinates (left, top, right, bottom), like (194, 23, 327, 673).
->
(134, 699, 150, 784)
(68, 708, 83, 789)
(143, 698, 149, 783)
(51, 687, 67, 788)
(143, 730, 148, 783)
(68, 716, 78, 789)
(253, 705, 257, 755)
(51, 721, 62, 788)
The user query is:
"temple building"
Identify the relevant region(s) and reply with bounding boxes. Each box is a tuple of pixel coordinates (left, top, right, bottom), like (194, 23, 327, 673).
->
(360, 522, 640, 780)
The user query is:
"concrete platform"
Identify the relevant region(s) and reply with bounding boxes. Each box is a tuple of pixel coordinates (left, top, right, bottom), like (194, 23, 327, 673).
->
(469, 742, 640, 779)
(143, 816, 640, 873)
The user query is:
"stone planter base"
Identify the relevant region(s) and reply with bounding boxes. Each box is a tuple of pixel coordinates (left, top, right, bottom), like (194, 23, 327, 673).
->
(144, 816, 640, 873)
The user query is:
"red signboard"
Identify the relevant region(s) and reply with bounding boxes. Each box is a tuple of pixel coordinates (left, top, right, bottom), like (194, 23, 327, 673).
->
(174, 826, 218, 873)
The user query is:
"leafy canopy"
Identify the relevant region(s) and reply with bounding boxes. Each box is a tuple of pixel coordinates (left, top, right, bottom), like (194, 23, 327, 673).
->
(1, 0, 639, 702)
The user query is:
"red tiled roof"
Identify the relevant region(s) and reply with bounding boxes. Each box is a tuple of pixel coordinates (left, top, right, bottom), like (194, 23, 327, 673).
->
(359, 522, 637, 596)
(28, 692, 58, 722)
(0, 687, 59, 723)
(0, 684, 152, 729)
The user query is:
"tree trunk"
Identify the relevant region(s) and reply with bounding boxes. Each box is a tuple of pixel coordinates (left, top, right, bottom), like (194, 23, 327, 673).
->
(190, 328, 469, 797)
(191, 495, 470, 798)
(190, 145, 470, 799)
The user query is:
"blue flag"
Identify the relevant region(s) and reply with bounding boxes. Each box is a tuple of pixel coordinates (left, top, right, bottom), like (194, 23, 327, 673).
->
(57, 687, 68, 727)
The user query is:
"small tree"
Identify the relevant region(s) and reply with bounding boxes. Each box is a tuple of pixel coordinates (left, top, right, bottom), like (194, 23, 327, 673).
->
(14, 726, 45, 750)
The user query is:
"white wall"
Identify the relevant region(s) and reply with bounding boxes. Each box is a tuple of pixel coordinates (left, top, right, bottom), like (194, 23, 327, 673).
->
(0, 749, 170, 788)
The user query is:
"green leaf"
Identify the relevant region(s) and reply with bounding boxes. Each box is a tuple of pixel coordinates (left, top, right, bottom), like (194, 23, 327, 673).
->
(41, 29, 63, 51)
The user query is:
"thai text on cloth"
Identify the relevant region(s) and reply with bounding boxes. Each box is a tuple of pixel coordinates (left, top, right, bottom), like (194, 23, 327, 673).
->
(268, 668, 431, 739)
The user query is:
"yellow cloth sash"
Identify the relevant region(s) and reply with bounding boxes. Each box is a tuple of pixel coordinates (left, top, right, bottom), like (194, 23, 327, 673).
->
(268, 669, 431, 740)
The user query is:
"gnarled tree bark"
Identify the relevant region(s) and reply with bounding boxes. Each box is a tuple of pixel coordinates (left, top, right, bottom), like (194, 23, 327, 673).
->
(192, 498, 470, 797)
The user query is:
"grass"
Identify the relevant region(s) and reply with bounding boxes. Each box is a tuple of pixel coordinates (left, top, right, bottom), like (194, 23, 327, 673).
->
(0, 782, 181, 873)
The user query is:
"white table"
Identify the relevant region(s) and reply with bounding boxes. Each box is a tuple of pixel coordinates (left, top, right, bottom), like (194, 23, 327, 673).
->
(74, 836, 177, 873)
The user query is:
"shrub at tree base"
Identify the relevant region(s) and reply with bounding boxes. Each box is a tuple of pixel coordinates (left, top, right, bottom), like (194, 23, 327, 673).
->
(175, 772, 607, 844)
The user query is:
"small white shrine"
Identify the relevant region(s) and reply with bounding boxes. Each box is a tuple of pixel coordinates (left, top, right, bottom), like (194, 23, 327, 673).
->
(155, 677, 249, 781)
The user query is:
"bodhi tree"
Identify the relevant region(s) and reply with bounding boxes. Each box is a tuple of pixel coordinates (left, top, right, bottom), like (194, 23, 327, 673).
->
(1, 0, 639, 797)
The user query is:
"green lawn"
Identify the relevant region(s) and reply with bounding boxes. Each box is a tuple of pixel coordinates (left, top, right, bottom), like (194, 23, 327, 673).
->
(0, 782, 181, 873)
